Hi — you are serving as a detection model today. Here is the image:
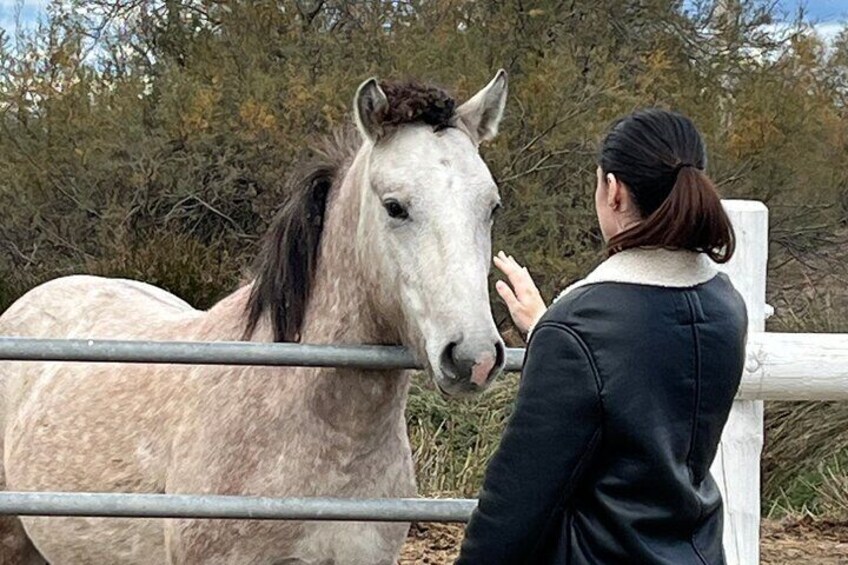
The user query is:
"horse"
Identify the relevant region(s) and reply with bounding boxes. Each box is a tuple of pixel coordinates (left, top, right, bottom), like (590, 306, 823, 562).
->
(0, 70, 508, 564)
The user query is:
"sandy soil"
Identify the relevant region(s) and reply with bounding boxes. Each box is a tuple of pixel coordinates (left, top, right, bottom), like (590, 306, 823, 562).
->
(761, 517, 848, 564)
(399, 518, 848, 564)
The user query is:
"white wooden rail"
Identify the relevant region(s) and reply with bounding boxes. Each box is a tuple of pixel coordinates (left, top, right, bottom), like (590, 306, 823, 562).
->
(741, 333, 848, 400)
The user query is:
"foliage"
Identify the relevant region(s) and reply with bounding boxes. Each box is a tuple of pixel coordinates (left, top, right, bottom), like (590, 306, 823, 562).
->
(2, 0, 848, 516)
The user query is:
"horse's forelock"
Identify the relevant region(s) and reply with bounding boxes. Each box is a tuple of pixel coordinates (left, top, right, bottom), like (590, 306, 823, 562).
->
(377, 81, 456, 130)
(244, 129, 358, 342)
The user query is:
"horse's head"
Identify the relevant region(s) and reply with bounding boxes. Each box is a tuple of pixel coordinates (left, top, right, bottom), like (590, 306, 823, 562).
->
(352, 71, 508, 396)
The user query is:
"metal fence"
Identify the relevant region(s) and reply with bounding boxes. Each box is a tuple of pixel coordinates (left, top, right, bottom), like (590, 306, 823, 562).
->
(0, 492, 477, 522)
(0, 337, 524, 521)
(0, 337, 525, 372)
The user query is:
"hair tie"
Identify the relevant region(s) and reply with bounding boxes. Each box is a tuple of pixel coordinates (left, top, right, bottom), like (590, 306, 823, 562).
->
(673, 162, 696, 175)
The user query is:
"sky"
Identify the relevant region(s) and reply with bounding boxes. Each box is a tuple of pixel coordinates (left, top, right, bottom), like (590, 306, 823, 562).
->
(0, 0, 45, 39)
(776, 0, 848, 43)
(1, 0, 847, 44)
(780, 0, 848, 21)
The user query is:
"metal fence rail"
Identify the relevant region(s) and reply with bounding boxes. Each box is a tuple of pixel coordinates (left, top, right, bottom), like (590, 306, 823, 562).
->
(0, 337, 509, 522)
(0, 492, 477, 522)
(0, 338, 525, 372)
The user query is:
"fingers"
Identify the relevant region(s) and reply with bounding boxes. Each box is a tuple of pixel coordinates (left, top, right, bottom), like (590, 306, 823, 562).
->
(494, 251, 522, 281)
(493, 252, 514, 276)
(494, 252, 547, 334)
(495, 280, 520, 311)
(494, 251, 536, 300)
(497, 251, 522, 273)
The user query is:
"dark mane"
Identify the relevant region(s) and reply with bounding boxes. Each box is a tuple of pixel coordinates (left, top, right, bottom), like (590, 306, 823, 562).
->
(244, 129, 358, 342)
(377, 81, 456, 130)
(244, 80, 456, 343)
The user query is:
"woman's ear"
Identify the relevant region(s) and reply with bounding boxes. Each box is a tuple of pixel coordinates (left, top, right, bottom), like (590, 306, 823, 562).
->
(607, 173, 638, 216)
(606, 173, 622, 211)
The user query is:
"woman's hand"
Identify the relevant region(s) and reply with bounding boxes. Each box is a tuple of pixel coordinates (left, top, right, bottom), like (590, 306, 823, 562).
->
(493, 251, 547, 335)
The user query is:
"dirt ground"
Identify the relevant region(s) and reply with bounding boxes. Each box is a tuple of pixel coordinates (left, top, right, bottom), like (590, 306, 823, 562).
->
(399, 518, 848, 564)
(761, 518, 848, 564)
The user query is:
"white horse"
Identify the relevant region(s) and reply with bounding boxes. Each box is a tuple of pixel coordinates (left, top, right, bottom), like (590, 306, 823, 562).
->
(0, 71, 508, 564)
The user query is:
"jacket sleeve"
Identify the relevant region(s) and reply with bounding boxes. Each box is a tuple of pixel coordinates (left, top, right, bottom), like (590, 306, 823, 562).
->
(456, 322, 603, 564)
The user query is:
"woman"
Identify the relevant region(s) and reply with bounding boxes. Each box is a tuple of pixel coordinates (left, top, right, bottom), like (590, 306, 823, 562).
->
(456, 109, 748, 564)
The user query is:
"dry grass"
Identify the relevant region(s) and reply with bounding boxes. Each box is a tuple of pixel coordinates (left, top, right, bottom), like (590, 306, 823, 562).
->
(761, 518, 848, 564)
(764, 402, 848, 519)
(407, 374, 518, 497)
(400, 523, 464, 565)
(398, 519, 848, 564)
(763, 246, 848, 519)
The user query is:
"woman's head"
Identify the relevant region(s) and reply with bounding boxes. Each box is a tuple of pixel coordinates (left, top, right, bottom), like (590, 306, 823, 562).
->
(595, 109, 735, 263)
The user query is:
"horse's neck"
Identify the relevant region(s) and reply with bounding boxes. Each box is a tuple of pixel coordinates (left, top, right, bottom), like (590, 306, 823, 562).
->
(300, 152, 387, 346)
(296, 154, 411, 435)
(198, 151, 410, 438)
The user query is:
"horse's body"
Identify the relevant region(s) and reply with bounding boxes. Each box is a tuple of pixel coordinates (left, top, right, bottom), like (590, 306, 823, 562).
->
(0, 277, 413, 564)
(0, 72, 508, 564)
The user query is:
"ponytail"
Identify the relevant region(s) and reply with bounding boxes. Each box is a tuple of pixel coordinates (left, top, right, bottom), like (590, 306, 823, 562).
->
(607, 166, 735, 263)
(599, 109, 735, 264)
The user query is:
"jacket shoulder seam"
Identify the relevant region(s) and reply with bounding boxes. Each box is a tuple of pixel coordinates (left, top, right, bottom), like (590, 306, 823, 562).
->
(530, 320, 605, 415)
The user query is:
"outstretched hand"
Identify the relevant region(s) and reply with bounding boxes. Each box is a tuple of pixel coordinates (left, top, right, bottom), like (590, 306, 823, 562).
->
(493, 251, 547, 336)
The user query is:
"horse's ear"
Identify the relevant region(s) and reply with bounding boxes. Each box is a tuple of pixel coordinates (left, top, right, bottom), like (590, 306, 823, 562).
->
(354, 77, 389, 142)
(455, 69, 508, 145)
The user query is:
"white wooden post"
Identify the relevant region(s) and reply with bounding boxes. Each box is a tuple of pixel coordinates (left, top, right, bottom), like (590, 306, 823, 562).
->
(710, 200, 768, 565)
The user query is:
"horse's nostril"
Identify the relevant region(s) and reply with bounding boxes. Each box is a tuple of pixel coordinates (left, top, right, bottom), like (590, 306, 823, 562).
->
(492, 341, 506, 377)
(440, 341, 461, 379)
(439, 338, 502, 385)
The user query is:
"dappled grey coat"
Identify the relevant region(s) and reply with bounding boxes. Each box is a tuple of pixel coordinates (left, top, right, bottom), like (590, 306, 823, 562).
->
(457, 248, 748, 564)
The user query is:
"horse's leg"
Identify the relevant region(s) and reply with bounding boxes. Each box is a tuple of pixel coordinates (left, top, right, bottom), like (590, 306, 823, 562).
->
(0, 410, 46, 564)
(0, 453, 47, 564)
(0, 470, 47, 563)
(0, 516, 47, 565)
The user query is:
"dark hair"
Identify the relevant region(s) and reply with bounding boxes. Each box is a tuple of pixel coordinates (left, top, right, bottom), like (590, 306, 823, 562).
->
(598, 109, 735, 263)
(378, 81, 456, 130)
(244, 130, 358, 342)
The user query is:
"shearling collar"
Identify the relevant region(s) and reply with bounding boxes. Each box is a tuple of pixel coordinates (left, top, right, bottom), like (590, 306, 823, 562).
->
(554, 248, 718, 303)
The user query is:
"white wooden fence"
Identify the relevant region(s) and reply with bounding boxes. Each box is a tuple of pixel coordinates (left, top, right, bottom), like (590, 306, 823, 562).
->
(706, 200, 848, 563)
(0, 200, 845, 564)
(711, 200, 767, 565)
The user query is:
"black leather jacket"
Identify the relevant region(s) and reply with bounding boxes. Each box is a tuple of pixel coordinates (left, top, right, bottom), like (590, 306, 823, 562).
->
(457, 272, 747, 564)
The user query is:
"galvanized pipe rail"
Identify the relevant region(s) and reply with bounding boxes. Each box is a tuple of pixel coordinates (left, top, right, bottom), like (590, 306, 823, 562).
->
(7, 322, 848, 527)
(0, 337, 526, 372)
(0, 492, 477, 522)
(0, 337, 505, 523)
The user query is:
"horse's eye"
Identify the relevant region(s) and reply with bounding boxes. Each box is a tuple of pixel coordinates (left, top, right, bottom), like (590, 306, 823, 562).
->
(383, 199, 409, 220)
